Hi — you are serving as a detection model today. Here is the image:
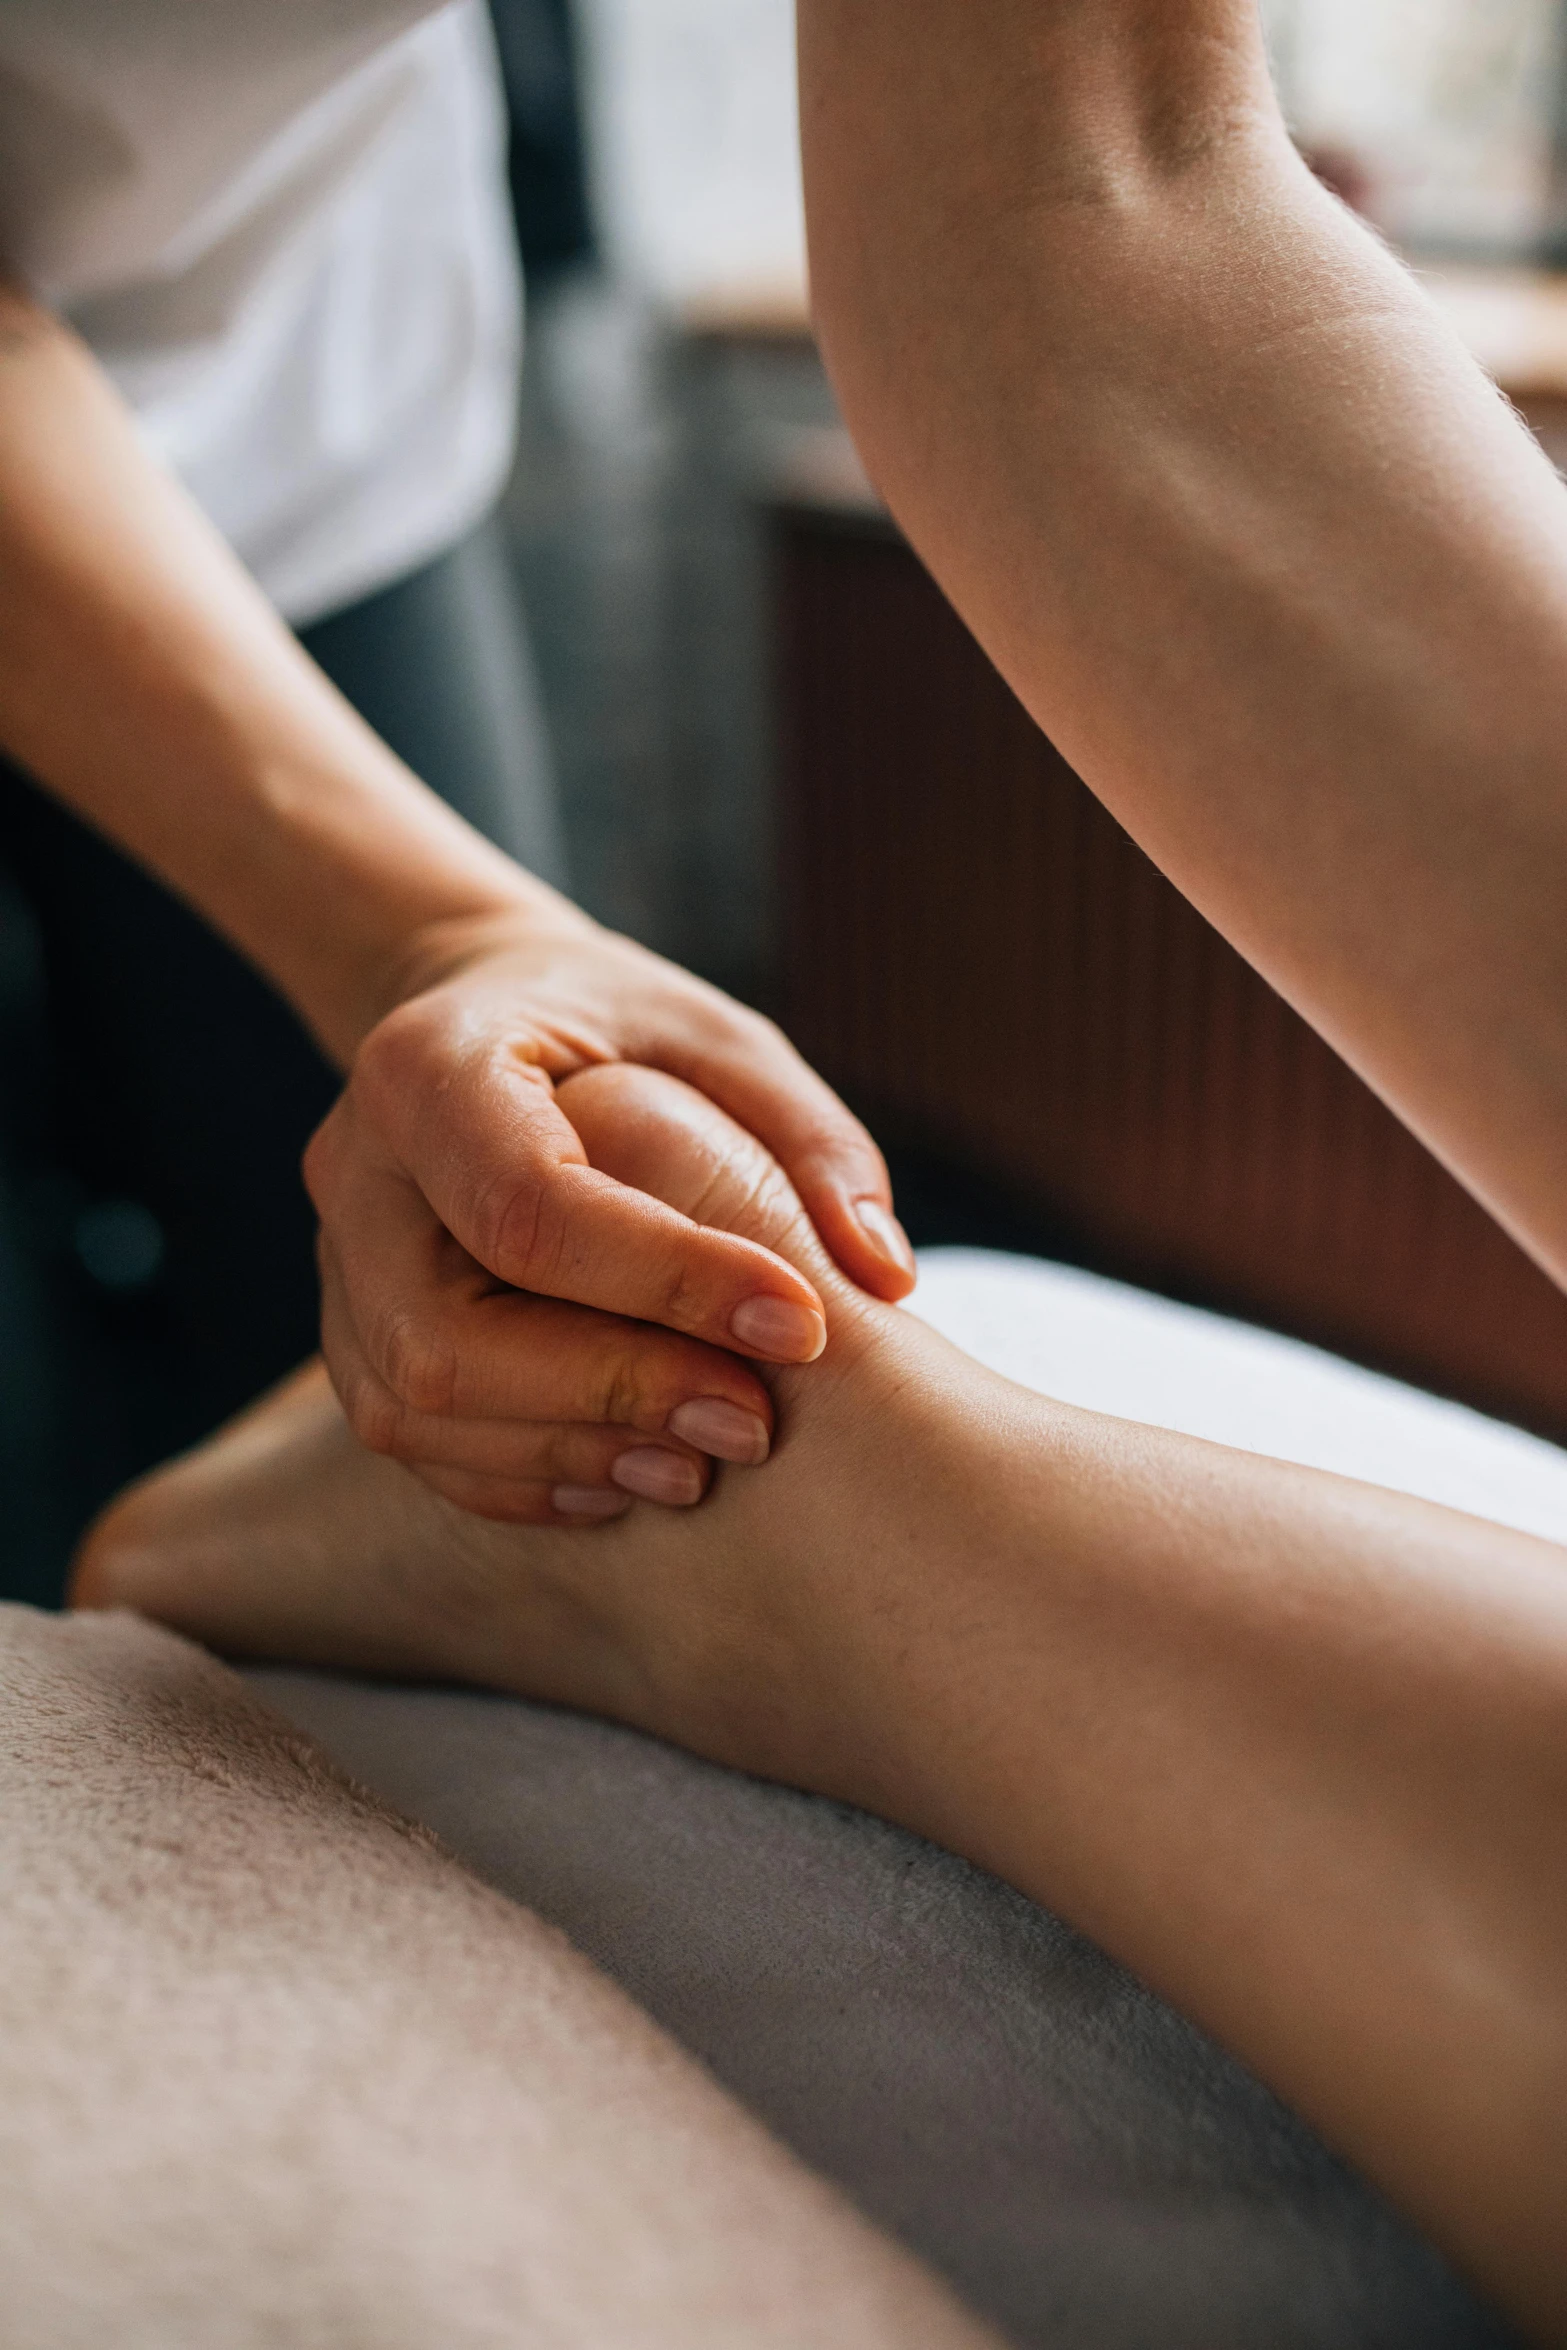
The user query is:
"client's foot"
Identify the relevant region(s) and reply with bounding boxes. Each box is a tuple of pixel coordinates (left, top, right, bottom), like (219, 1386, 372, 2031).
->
(72, 1067, 976, 1786)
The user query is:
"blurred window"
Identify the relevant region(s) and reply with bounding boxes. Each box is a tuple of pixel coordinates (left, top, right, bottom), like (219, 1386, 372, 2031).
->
(574, 0, 805, 300)
(1264, 0, 1565, 255)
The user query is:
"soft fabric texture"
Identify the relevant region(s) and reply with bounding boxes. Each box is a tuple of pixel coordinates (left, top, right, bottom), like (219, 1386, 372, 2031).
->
(257, 1248, 1546, 2350)
(256, 1677, 1515, 2350)
(0, 0, 519, 621)
(9, 1251, 1543, 2343)
(907, 1249, 1567, 1541)
(0, 1603, 989, 2350)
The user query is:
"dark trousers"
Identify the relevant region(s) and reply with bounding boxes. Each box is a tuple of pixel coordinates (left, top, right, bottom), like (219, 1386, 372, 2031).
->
(0, 517, 564, 1588)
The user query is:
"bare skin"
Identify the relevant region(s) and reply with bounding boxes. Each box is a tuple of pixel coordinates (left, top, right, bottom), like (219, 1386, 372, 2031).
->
(799, 0, 1567, 1296)
(77, 1066, 1567, 2344)
(0, 285, 914, 1527)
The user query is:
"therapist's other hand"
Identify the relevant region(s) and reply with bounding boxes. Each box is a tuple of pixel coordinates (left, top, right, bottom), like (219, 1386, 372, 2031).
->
(304, 904, 915, 1524)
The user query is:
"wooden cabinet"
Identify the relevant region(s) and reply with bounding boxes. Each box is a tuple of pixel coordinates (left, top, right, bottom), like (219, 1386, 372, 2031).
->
(769, 443, 1567, 1435)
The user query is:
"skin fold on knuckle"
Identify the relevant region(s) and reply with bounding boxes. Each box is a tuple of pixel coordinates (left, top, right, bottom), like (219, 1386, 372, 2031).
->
(597, 1341, 660, 1432)
(468, 1162, 562, 1290)
(372, 1306, 464, 1421)
(651, 1250, 721, 1341)
(541, 1423, 634, 1482)
(337, 1364, 409, 1461)
(354, 997, 528, 1187)
(661, 995, 780, 1090)
(351, 993, 451, 1130)
(713, 1005, 800, 1085)
(638, 1342, 770, 1437)
(794, 1103, 883, 1187)
(595, 1331, 746, 1433)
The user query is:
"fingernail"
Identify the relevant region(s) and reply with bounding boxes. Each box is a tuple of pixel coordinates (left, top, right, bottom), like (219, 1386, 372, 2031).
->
(611, 1448, 705, 1507)
(552, 1485, 631, 1519)
(855, 1197, 916, 1275)
(730, 1295, 827, 1362)
(667, 1397, 772, 1465)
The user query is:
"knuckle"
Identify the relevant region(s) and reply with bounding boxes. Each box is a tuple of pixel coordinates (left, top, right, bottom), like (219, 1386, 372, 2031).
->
(337, 1365, 405, 1459)
(792, 1082, 863, 1148)
(543, 1425, 612, 1480)
(653, 1256, 709, 1338)
(374, 1308, 462, 1419)
(743, 1005, 791, 1053)
(798, 1109, 877, 1181)
(353, 996, 444, 1109)
(471, 1168, 560, 1286)
(604, 1335, 716, 1431)
(355, 1394, 408, 1460)
(706, 998, 779, 1059)
(598, 1341, 655, 1429)
(749, 1158, 804, 1233)
(349, 1000, 475, 1158)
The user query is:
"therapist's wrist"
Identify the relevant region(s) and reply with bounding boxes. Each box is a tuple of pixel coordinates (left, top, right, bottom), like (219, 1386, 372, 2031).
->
(269, 750, 588, 1069)
(272, 873, 559, 1074)
(363, 886, 601, 1037)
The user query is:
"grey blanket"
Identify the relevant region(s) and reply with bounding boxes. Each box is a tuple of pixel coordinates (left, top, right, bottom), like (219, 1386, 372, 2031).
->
(257, 1668, 1517, 2350)
(1, 1606, 982, 2350)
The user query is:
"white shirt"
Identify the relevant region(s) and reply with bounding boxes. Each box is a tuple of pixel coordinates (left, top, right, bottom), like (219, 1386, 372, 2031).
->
(0, 0, 521, 623)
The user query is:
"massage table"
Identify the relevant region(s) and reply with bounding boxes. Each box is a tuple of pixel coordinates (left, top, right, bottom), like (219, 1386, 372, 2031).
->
(253, 1247, 1560, 2349)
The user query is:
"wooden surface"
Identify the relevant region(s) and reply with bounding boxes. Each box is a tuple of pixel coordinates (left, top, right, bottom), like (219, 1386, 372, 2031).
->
(1423, 265, 1567, 402)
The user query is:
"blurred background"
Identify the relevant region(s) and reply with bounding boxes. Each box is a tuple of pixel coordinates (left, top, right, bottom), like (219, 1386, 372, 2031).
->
(7, 0, 1567, 1600)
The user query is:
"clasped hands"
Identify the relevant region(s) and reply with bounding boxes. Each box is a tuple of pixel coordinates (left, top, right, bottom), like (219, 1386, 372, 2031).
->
(305, 901, 916, 1524)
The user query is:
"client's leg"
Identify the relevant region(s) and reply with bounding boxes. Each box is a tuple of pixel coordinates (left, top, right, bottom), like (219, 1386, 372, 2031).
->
(0, 1602, 990, 2349)
(77, 1067, 1567, 2341)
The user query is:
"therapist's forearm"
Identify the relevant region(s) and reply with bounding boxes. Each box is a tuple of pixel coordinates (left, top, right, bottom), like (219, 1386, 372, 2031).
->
(0, 288, 564, 1068)
(799, 1, 1567, 1289)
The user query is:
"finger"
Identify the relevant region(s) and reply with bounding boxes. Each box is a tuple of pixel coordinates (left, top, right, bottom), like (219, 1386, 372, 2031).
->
(652, 1011, 918, 1302)
(408, 1463, 633, 1527)
(317, 1225, 770, 1467)
(559, 1062, 821, 1269)
(319, 1279, 713, 1497)
(327, 1040, 830, 1362)
(333, 1368, 712, 1498)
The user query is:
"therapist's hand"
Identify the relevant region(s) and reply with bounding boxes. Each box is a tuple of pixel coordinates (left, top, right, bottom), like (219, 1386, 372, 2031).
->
(304, 902, 916, 1524)
(0, 281, 905, 1528)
